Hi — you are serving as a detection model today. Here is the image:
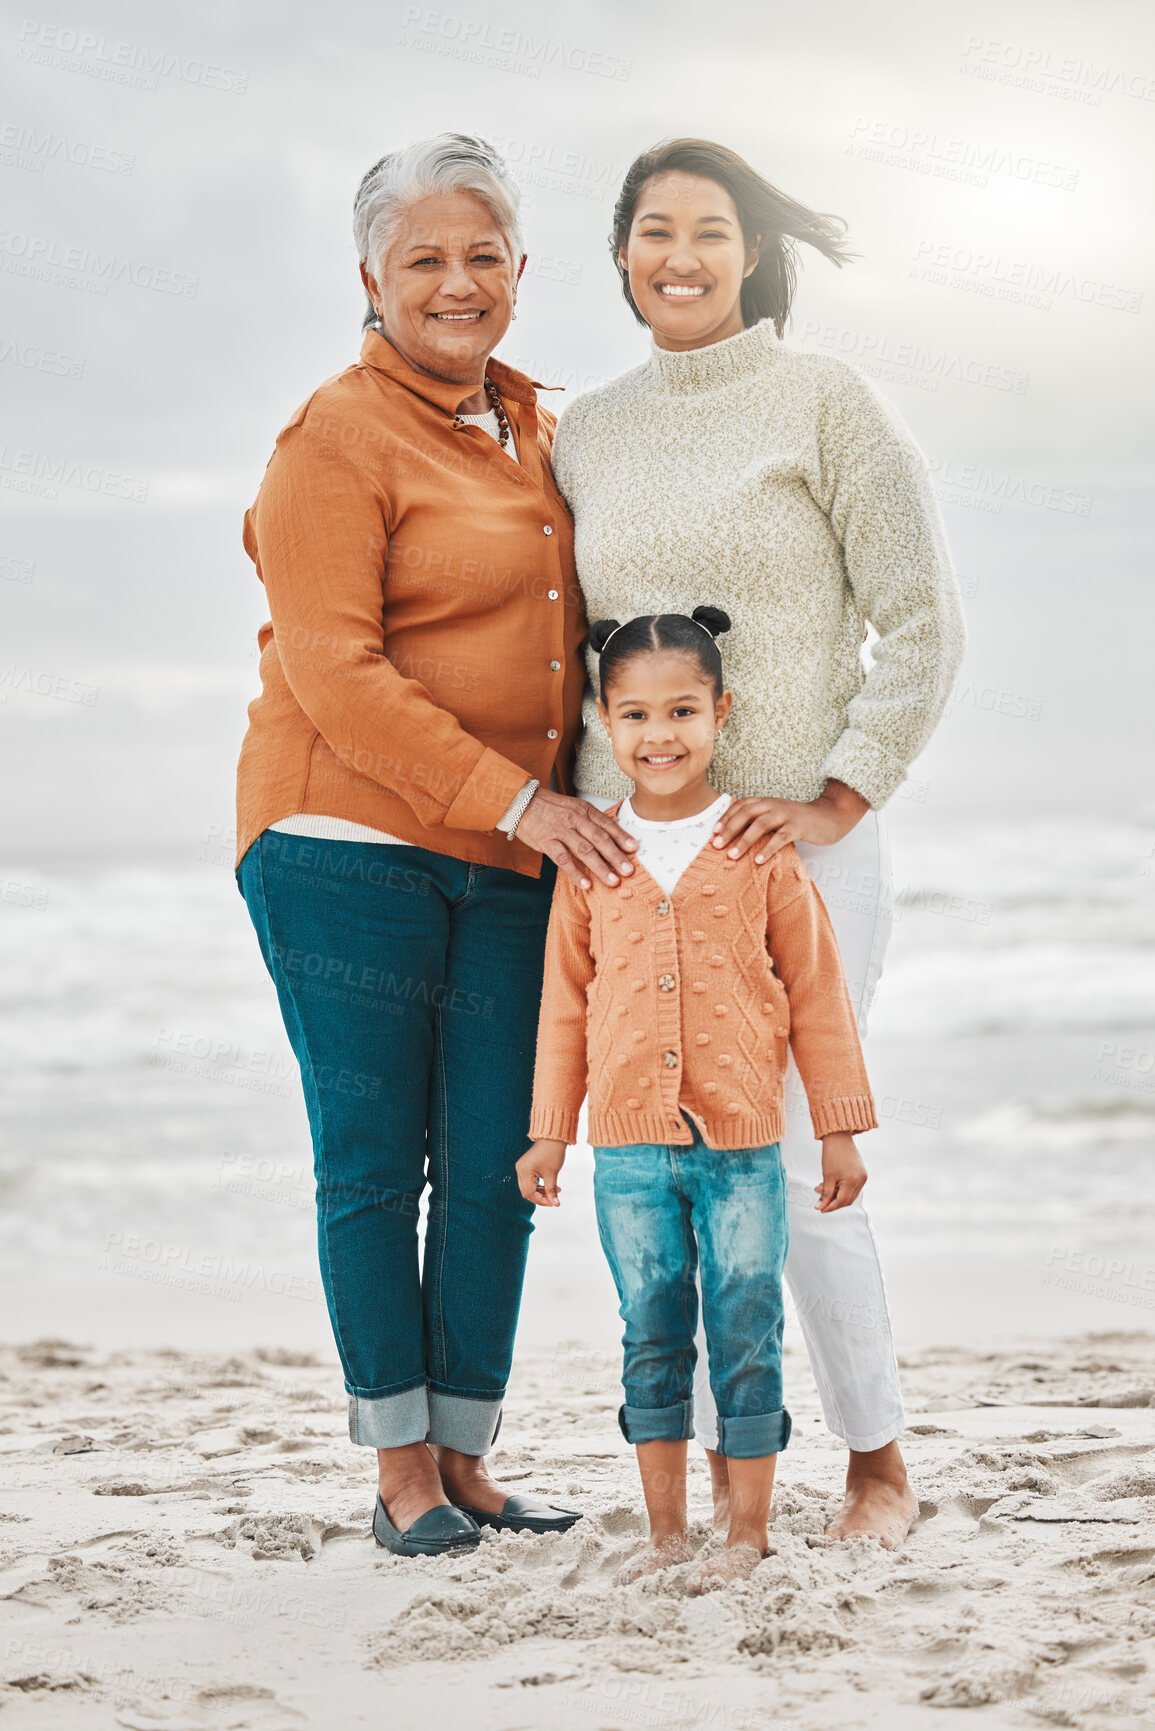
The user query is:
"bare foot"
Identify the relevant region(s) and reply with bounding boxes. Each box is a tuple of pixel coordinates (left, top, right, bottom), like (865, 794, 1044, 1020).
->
(686, 1540, 763, 1595)
(826, 1440, 919, 1549)
(613, 1532, 696, 1585)
(704, 1447, 731, 1534)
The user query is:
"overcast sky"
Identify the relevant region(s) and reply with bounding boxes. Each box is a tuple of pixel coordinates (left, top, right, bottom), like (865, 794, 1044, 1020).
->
(2, 0, 1152, 858)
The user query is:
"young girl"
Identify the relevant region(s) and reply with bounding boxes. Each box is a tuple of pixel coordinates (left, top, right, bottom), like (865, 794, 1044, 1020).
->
(516, 608, 878, 1593)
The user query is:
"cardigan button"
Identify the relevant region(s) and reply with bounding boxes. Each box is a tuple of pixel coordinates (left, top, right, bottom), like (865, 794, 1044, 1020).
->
(714, 1005, 727, 1017)
(695, 1034, 710, 1046)
(710, 955, 724, 967)
(717, 1054, 733, 1067)
(691, 930, 705, 942)
(626, 1096, 639, 1108)
(617, 1054, 629, 1066)
(628, 931, 643, 944)
(543, 524, 554, 535)
(726, 1103, 741, 1114)
(546, 729, 558, 740)
(550, 660, 561, 671)
(631, 979, 645, 992)
(662, 1051, 678, 1069)
(638, 1076, 652, 1089)
(658, 974, 675, 991)
(633, 1031, 646, 1042)
(656, 899, 670, 916)
(616, 1006, 628, 1017)
(692, 982, 706, 993)
(703, 1081, 718, 1095)
(701, 884, 717, 896)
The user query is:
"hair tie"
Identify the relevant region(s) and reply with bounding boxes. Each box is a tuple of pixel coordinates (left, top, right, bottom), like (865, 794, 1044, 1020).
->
(595, 614, 718, 654)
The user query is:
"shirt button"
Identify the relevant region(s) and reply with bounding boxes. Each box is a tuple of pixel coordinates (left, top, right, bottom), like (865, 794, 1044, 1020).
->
(550, 660, 561, 671)
(663, 1051, 678, 1069)
(656, 899, 670, 915)
(658, 974, 675, 991)
(547, 728, 558, 740)
(543, 525, 554, 535)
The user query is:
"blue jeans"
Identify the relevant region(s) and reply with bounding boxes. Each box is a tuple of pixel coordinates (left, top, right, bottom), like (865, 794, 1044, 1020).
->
(593, 1121, 791, 1459)
(237, 831, 556, 1452)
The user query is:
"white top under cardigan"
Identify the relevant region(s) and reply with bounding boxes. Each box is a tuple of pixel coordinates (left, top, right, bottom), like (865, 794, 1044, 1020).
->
(616, 792, 732, 895)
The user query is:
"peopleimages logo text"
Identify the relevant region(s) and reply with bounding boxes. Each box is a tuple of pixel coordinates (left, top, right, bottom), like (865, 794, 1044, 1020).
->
(0, 231, 198, 297)
(15, 20, 248, 92)
(398, 7, 631, 79)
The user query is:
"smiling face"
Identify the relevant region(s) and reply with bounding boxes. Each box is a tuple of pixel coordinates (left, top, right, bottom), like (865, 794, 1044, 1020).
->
(361, 191, 522, 387)
(597, 650, 733, 819)
(619, 172, 759, 352)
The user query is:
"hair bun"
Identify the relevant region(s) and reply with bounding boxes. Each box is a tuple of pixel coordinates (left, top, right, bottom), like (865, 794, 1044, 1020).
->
(588, 617, 623, 653)
(692, 605, 732, 638)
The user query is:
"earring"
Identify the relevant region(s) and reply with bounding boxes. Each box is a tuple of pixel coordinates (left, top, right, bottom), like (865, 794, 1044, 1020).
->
(715, 729, 723, 739)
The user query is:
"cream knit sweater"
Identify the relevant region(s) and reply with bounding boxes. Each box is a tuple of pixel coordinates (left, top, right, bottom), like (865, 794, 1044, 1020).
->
(550, 319, 965, 809)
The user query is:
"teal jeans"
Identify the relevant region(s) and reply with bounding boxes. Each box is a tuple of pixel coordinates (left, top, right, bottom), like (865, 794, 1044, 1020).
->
(238, 830, 556, 1453)
(593, 1119, 791, 1458)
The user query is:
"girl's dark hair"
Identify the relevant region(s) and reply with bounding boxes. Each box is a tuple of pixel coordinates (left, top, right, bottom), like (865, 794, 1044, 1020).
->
(589, 607, 732, 698)
(610, 137, 855, 338)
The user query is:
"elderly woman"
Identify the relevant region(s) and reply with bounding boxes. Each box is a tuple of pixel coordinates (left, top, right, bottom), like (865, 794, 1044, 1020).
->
(235, 135, 636, 1557)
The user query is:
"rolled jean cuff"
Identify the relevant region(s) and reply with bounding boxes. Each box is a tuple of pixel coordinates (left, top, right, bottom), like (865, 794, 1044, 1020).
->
(715, 1408, 792, 1459)
(618, 1399, 694, 1445)
(427, 1390, 503, 1455)
(347, 1383, 429, 1449)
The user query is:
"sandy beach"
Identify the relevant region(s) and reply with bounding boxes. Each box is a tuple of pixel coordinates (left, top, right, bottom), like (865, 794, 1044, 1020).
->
(3, 1329, 1154, 1730)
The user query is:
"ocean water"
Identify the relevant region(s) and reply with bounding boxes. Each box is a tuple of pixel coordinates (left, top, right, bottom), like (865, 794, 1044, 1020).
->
(1, 812, 1152, 1347)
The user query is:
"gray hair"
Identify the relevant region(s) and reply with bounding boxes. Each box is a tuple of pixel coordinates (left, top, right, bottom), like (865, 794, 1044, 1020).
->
(353, 133, 525, 331)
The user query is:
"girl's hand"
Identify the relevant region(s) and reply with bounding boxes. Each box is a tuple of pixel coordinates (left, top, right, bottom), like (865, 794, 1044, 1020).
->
(711, 780, 870, 863)
(516, 1139, 567, 1207)
(814, 1133, 868, 1213)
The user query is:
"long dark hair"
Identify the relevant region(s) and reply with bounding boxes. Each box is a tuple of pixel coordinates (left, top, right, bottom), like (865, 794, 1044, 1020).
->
(589, 607, 731, 698)
(610, 138, 855, 337)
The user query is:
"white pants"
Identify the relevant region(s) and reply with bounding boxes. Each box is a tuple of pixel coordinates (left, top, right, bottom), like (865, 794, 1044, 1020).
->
(582, 797, 906, 1453)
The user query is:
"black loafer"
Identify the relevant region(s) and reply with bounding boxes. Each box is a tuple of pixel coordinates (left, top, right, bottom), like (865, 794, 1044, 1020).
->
(372, 1495, 481, 1556)
(453, 1493, 583, 1535)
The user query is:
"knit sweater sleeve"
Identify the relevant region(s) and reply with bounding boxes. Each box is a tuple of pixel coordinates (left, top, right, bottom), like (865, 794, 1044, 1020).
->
(547, 391, 594, 510)
(766, 848, 878, 1138)
(529, 877, 594, 1144)
(813, 361, 966, 807)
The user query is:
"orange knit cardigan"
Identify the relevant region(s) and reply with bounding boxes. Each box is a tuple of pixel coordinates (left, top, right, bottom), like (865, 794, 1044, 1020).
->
(529, 810, 878, 1152)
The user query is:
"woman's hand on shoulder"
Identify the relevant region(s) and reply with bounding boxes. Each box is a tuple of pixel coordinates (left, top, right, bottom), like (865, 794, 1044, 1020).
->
(514, 789, 638, 889)
(711, 780, 870, 863)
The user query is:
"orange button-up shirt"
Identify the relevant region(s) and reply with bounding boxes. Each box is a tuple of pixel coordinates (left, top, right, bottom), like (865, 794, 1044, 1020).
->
(235, 331, 588, 875)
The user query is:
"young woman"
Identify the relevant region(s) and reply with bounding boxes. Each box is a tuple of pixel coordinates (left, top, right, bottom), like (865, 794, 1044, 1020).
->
(518, 610, 877, 1590)
(551, 138, 966, 1547)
